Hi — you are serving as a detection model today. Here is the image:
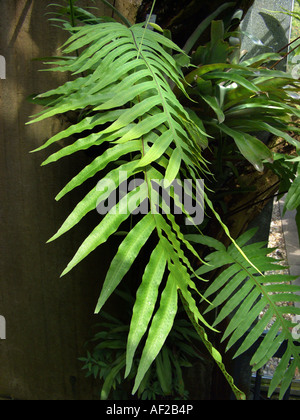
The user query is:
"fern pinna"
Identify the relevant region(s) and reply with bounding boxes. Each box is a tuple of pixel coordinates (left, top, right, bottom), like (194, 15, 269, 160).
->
(187, 229, 300, 399)
(29, 14, 300, 399)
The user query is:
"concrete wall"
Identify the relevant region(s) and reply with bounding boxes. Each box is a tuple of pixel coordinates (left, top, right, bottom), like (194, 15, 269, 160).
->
(241, 0, 294, 70)
(0, 0, 118, 400)
(116, 0, 143, 24)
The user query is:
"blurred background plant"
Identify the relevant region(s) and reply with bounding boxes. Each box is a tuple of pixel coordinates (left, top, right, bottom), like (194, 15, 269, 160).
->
(79, 292, 206, 400)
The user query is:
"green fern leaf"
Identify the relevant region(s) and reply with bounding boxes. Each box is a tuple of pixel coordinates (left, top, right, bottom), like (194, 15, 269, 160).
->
(125, 241, 167, 378)
(95, 212, 156, 314)
(132, 274, 178, 395)
(60, 185, 148, 277)
(48, 161, 138, 242)
(191, 229, 300, 399)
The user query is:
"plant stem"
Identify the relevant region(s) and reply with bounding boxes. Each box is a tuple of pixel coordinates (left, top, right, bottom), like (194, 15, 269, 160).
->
(277, 35, 300, 53)
(270, 37, 300, 69)
(69, 0, 76, 27)
(137, 0, 157, 59)
(99, 0, 131, 27)
(112, 0, 116, 19)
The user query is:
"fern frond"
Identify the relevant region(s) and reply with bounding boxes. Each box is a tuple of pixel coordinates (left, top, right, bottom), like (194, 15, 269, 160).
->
(125, 240, 167, 378)
(132, 272, 178, 395)
(190, 228, 300, 399)
(95, 212, 156, 314)
(30, 20, 220, 395)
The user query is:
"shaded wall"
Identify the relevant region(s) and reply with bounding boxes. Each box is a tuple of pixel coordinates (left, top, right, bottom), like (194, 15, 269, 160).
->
(0, 0, 117, 400)
(241, 0, 294, 70)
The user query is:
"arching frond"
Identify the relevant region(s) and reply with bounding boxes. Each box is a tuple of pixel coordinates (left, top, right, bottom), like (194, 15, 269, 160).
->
(189, 228, 300, 399)
(29, 19, 225, 396)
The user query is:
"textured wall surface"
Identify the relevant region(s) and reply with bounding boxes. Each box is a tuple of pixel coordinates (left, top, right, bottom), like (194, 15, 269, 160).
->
(116, 0, 143, 24)
(0, 0, 116, 400)
(241, 0, 294, 69)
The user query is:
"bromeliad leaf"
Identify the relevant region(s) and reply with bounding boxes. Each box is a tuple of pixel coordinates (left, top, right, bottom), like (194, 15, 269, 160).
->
(283, 174, 300, 214)
(218, 124, 273, 172)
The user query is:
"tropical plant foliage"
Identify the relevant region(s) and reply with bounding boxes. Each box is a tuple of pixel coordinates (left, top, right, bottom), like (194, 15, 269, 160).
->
(182, 16, 300, 242)
(29, 0, 300, 399)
